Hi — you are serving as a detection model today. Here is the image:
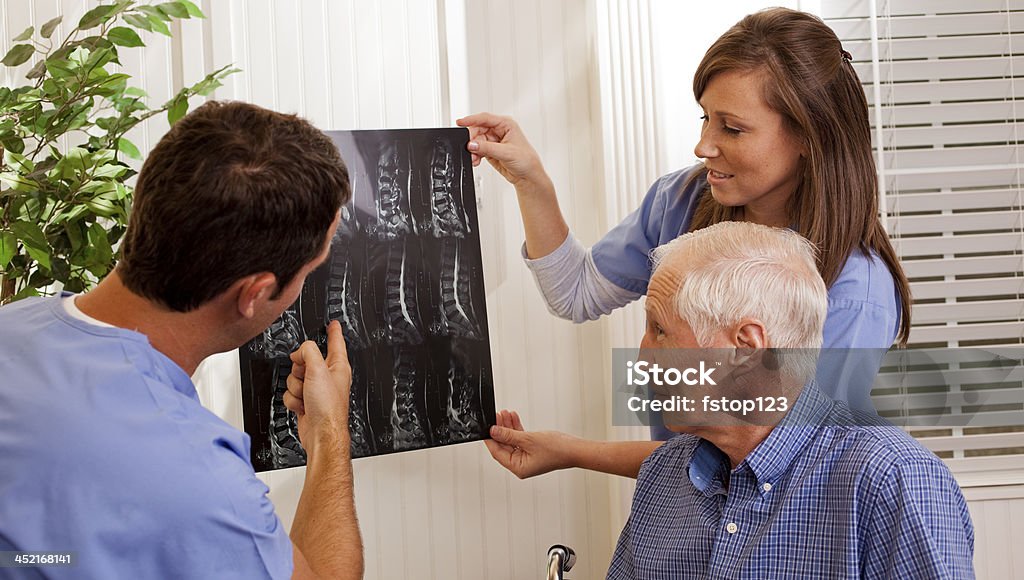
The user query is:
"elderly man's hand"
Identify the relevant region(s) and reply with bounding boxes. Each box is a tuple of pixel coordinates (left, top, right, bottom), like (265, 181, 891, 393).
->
(484, 410, 581, 479)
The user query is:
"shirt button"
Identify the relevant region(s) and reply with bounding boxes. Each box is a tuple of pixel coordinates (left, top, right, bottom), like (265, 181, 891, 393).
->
(726, 522, 738, 534)
(762, 483, 773, 492)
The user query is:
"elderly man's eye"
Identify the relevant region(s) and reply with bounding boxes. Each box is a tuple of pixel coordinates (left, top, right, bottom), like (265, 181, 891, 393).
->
(646, 317, 667, 342)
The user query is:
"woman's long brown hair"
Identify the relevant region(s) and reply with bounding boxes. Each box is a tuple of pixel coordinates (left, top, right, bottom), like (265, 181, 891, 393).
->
(688, 7, 912, 345)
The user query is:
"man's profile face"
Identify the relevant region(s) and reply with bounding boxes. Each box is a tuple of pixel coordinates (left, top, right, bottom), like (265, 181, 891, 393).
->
(640, 261, 704, 432)
(640, 258, 760, 432)
(641, 260, 702, 352)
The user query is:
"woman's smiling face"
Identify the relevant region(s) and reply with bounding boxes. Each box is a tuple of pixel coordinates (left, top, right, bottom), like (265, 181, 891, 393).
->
(693, 69, 805, 227)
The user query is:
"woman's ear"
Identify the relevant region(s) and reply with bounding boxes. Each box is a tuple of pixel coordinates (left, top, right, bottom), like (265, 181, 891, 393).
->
(235, 273, 278, 318)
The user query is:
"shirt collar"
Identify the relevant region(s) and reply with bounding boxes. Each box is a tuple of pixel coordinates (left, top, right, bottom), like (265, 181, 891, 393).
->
(688, 438, 730, 495)
(686, 380, 835, 496)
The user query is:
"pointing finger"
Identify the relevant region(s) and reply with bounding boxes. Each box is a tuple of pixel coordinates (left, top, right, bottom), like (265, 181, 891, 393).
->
(325, 320, 348, 369)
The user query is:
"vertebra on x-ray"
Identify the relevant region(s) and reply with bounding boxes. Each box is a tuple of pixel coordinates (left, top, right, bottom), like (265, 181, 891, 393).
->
(368, 141, 414, 241)
(250, 308, 304, 358)
(426, 138, 469, 238)
(431, 237, 480, 340)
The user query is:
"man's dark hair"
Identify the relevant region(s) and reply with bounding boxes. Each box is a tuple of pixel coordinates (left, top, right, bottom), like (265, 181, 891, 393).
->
(118, 101, 350, 312)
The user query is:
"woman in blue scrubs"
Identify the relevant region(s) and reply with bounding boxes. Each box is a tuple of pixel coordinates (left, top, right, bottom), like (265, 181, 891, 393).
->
(460, 8, 910, 422)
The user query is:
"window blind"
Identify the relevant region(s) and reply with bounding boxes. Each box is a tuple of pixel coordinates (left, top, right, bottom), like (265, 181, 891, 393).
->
(823, 0, 1024, 486)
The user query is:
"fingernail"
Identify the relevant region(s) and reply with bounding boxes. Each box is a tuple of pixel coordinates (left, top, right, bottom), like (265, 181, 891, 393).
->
(468, 141, 479, 151)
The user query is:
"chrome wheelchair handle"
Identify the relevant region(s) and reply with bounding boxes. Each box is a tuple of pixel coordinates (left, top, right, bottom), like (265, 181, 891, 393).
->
(546, 544, 576, 580)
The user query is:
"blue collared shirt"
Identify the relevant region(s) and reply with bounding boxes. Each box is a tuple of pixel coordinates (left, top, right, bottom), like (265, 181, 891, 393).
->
(607, 382, 975, 579)
(0, 296, 292, 579)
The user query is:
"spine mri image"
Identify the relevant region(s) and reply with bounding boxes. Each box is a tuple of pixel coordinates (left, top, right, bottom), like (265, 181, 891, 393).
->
(240, 128, 496, 471)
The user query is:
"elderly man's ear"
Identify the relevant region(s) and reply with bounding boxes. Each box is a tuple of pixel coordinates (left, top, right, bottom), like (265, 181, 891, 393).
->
(728, 319, 768, 368)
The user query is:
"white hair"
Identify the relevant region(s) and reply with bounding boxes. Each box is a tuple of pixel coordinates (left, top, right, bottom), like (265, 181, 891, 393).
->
(650, 221, 827, 367)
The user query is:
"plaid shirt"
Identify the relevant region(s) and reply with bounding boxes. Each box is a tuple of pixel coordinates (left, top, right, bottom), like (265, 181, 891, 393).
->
(607, 382, 975, 579)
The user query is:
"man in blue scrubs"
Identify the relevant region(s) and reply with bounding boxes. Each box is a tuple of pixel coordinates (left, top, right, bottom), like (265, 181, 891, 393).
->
(0, 102, 362, 579)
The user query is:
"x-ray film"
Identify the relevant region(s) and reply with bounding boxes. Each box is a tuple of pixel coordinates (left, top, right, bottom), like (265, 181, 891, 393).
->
(239, 128, 496, 472)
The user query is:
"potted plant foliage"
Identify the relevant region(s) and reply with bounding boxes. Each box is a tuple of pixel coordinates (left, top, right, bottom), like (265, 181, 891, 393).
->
(0, 0, 236, 303)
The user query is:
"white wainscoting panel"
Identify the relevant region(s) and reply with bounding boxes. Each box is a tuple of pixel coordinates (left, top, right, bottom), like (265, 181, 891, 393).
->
(965, 487, 1024, 579)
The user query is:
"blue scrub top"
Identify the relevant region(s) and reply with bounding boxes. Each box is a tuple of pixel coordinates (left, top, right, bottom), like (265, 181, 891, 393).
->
(0, 295, 293, 579)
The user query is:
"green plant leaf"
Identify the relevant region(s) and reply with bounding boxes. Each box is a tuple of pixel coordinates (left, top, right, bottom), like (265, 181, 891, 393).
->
(118, 137, 141, 160)
(50, 256, 70, 282)
(68, 46, 90, 67)
(40, 15, 63, 39)
(123, 13, 153, 32)
(85, 196, 120, 218)
(167, 97, 188, 125)
(9, 286, 39, 302)
(45, 58, 77, 80)
(157, 2, 190, 18)
(78, 4, 117, 29)
(2, 44, 35, 67)
(83, 41, 117, 67)
(1, 138, 25, 155)
(55, 147, 90, 180)
(65, 222, 86, 253)
(93, 149, 116, 166)
(92, 163, 129, 179)
(12, 221, 51, 271)
(63, 278, 87, 293)
(0, 172, 37, 192)
(4, 149, 35, 173)
(193, 79, 222, 97)
(13, 26, 34, 42)
(57, 204, 90, 227)
(25, 60, 47, 79)
(0, 231, 16, 269)
(95, 116, 119, 131)
(108, 26, 145, 47)
(111, 95, 147, 114)
(81, 180, 115, 195)
(176, 0, 204, 18)
(147, 14, 172, 36)
(93, 73, 130, 97)
(88, 223, 114, 265)
(138, 5, 172, 21)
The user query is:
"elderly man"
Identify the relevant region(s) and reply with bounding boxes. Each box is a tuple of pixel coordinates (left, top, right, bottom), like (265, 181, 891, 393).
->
(486, 222, 974, 579)
(0, 102, 360, 579)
